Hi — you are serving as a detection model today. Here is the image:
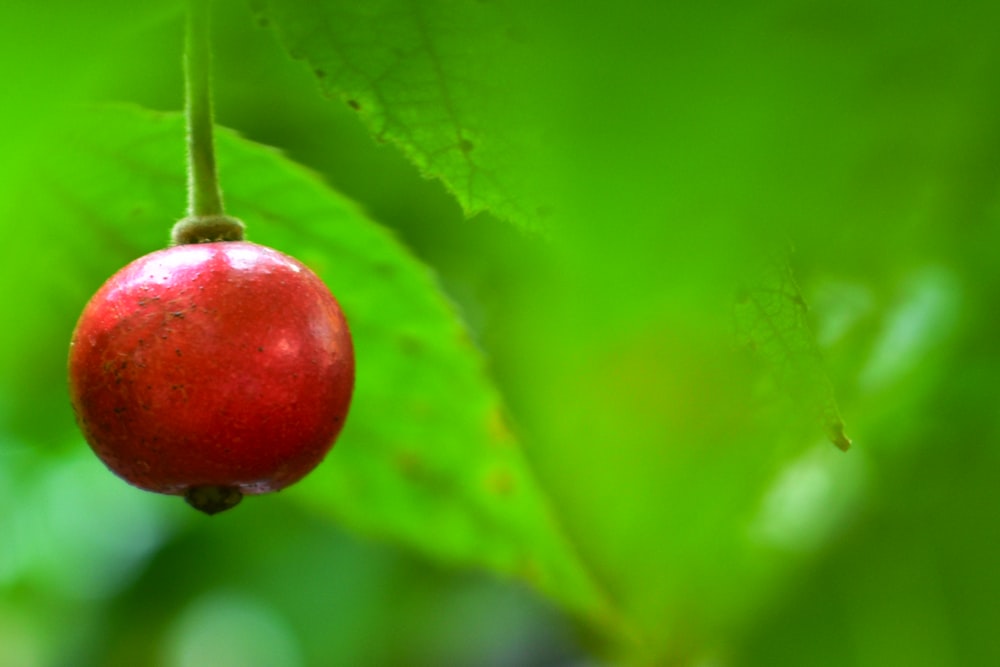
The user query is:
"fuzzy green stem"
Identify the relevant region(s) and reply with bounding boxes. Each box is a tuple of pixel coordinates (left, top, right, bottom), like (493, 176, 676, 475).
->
(173, 0, 244, 245)
(185, 0, 224, 217)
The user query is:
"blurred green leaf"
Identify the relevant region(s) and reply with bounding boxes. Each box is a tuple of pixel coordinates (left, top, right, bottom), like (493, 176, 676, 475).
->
(11, 105, 618, 636)
(735, 251, 851, 451)
(251, 0, 550, 229)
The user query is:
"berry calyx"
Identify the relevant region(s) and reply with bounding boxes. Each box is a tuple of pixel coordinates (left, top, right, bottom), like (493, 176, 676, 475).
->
(171, 214, 245, 244)
(68, 241, 354, 514)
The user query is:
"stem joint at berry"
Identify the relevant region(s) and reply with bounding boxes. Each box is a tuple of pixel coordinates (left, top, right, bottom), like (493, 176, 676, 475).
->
(171, 215, 245, 245)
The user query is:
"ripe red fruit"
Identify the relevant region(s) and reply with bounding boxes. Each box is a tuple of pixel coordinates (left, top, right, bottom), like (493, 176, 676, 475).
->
(68, 241, 354, 514)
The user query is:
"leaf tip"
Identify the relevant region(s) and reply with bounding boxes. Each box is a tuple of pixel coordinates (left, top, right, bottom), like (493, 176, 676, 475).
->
(828, 419, 852, 452)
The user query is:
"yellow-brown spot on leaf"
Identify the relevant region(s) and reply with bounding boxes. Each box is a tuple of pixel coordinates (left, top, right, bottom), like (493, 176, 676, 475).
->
(487, 408, 515, 447)
(485, 466, 515, 496)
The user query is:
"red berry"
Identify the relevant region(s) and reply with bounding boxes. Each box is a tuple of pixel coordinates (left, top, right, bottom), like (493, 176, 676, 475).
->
(68, 241, 354, 514)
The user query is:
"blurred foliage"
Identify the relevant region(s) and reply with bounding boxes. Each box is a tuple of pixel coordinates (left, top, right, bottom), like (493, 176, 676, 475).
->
(42, 104, 614, 629)
(2, 0, 1000, 665)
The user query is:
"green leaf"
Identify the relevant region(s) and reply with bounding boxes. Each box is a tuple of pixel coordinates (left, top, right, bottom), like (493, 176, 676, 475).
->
(251, 0, 550, 229)
(735, 250, 851, 451)
(10, 106, 619, 635)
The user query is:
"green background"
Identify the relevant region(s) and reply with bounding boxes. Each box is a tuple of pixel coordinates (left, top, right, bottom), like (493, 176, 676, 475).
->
(1, 0, 999, 665)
